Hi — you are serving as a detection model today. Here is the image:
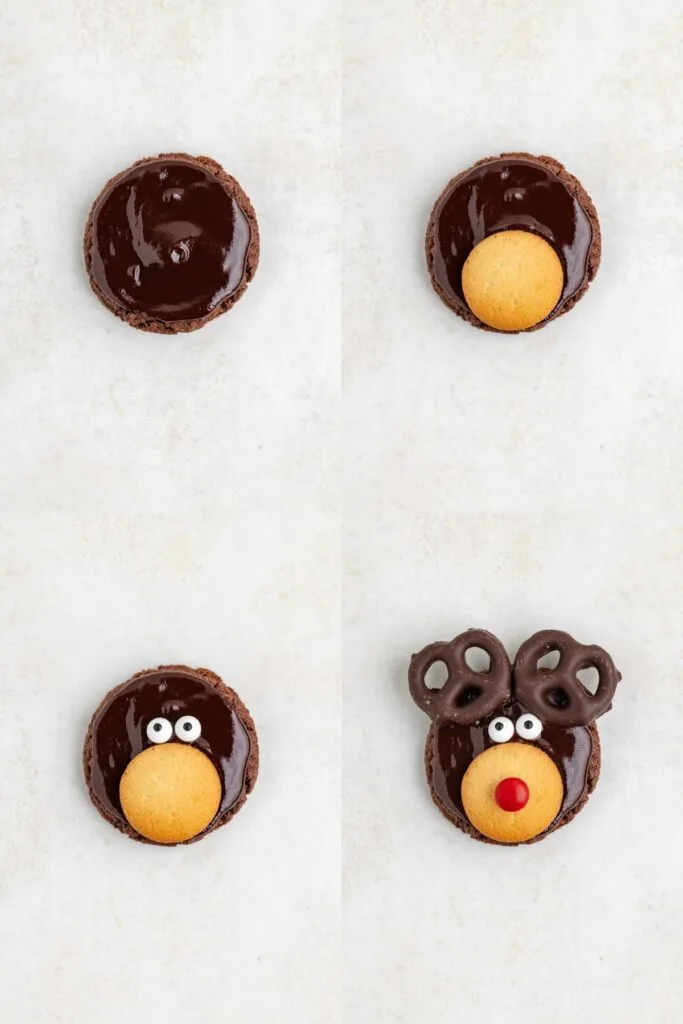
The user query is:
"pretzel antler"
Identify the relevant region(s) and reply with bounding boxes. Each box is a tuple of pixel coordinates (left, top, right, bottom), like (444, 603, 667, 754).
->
(513, 629, 619, 726)
(409, 629, 512, 724)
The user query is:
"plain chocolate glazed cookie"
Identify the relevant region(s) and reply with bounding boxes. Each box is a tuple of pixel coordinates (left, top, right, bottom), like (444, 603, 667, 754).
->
(84, 153, 259, 333)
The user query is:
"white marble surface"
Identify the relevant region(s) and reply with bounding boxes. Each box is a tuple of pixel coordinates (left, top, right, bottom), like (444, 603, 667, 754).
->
(343, 1, 683, 1023)
(0, 2, 340, 1022)
(3, 0, 683, 1021)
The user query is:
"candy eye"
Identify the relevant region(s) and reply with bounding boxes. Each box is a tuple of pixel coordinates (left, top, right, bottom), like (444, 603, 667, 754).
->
(146, 717, 172, 744)
(488, 716, 514, 743)
(175, 715, 201, 743)
(516, 713, 543, 740)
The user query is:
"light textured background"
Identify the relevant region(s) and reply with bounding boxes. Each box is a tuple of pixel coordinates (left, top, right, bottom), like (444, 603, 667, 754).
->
(0, 2, 340, 1022)
(343, 1, 683, 1023)
(2, 0, 683, 1021)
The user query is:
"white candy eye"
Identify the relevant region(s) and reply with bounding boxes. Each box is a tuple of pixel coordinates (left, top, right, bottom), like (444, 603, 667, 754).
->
(146, 717, 172, 744)
(516, 713, 543, 740)
(175, 715, 201, 743)
(488, 716, 514, 743)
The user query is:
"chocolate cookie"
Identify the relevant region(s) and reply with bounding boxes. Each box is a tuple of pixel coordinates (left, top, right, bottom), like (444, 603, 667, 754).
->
(84, 154, 259, 333)
(409, 629, 619, 845)
(83, 665, 258, 845)
(425, 153, 601, 332)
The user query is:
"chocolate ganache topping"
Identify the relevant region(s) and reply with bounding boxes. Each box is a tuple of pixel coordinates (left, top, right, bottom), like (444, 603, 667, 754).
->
(426, 154, 599, 327)
(88, 157, 254, 323)
(88, 667, 252, 833)
(430, 703, 595, 829)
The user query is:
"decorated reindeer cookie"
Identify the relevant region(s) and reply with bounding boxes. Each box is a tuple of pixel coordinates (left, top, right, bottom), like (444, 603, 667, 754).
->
(409, 629, 620, 845)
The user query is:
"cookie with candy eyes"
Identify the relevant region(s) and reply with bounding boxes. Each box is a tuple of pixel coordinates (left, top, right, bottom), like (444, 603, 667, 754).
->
(83, 665, 258, 845)
(409, 629, 619, 845)
(425, 153, 601, 332)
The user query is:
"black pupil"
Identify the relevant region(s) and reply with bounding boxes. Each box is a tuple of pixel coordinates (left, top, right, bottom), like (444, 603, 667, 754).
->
(495, 721, 504, 731)
(183, 721, 192, 731)
(524, 720, 532, 729)
(153, 722, 162, 731)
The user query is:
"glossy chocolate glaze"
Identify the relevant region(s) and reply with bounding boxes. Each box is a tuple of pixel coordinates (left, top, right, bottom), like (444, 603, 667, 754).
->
(430, 156, 593, 320)
(90, 158, 252, 321)
(431, 701, 593, 831)
(89, 668, 251, 833)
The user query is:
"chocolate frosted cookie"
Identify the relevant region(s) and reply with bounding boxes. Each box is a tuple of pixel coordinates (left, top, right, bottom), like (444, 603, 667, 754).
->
(83, 665, 258, 845)
(425, 153, 601, 332)
(84, 154, 259, 333)
(409, 629, 620, 845)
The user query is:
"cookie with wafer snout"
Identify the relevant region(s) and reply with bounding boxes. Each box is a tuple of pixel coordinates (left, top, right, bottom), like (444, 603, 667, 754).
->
(83, 665, 258, 845)
(425, 153, 601, 332)
(409, 629, 620, 845)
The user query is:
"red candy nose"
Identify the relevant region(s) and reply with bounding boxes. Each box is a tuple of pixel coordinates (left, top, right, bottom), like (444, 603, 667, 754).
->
(495, 777, 530, 812)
